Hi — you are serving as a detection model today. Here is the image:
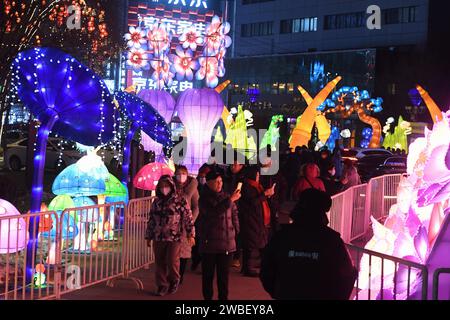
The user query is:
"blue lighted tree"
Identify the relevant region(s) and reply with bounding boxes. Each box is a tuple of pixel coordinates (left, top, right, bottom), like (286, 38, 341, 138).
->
(318, 86, 383, 148)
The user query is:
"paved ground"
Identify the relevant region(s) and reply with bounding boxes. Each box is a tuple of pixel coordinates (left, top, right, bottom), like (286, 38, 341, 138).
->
(62, 262, 272, 300)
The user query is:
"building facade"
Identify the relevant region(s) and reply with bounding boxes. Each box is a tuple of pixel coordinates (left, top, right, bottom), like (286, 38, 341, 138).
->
(226, 0, 449, 128)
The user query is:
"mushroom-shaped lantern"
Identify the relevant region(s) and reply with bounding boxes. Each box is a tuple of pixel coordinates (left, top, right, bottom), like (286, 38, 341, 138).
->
(114, 91, 172, 185)
(103, 173, 128, 240)
(176, 88, 224, 173)
(0, 199, 27, 254)
(52, 164, 105, 252)
(133, 162, 174, 192)
(11, 47, 114, 213)
(11, 47, 115, 281)
(71, 196, 98, 252)
(138, 89, 176, 159)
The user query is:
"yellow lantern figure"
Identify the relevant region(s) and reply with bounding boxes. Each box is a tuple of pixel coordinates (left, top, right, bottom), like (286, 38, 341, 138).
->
(416, 85, 443, 123)
(290, 76, 342, 149)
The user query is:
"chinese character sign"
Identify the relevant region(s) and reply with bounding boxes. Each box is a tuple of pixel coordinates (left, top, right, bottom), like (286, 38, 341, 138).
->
(125, 14, 231, 89)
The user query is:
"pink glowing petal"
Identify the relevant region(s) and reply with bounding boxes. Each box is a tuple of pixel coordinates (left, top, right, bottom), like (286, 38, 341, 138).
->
(417, 184, 442, 207)
(423, 145, 450, 183)
(175, 46, 185, 57)
(433, 181, 450, 202)
(185, 69, 193, 81)
(413, 226, 429, 263)
(223, 22, 231, 35)
(405, 209, 422, 237)
(196, 36, 204, 45)
(393, 233, 415, 259)
(224, 36, 232, 48)
(179, 33, 187, 42)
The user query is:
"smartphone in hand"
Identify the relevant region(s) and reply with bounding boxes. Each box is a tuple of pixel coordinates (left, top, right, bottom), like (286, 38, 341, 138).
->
(236, 182, 243, 191)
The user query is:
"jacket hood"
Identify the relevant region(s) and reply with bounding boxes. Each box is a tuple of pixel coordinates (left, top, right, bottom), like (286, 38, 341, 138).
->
(155, 175, 176, 198)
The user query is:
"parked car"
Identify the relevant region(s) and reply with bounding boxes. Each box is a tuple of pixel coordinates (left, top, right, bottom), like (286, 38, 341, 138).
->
(4, 138, 83, 171)
(375, 156, 407, 176)
(351, 148, 393, 160)
(356, 153, 393, 182)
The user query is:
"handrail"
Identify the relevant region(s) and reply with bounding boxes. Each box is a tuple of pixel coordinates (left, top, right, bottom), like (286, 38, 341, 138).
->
(432, 268, 450, 300)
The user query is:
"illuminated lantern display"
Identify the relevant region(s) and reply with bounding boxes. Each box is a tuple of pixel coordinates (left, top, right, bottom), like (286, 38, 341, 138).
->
(225, 105, 257, 159)
(322, 86, 383, 148)
(53, 164, 105, 252)
(325, 126, 341, 152)
(11, 48, 115, 281)
(71, 196, 99, 253)
(360, 128, 373, 149)
(382, 116, 412, 152)
(416, 85, 444, 123)
(137, 89, 176, 160)
(358, 110, 450, 300)
(176, 88, 224, 173)
(102, 174, 128, 240)
(260, 115, 283, 152)
(290, 77, 342, 149)
(48, 195, 75, 217)
(125, 6, 232, 90)
(133, 162, 174, 192)
(40, 213, 78, 265)
(0, 199, 27, 254)
(115, 91, 172, 184)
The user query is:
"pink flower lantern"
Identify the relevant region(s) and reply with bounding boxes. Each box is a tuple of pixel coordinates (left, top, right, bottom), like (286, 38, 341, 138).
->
(176, 88, 224, 173)
(133, 162, 174, 191)
(0, 199, 27, 254)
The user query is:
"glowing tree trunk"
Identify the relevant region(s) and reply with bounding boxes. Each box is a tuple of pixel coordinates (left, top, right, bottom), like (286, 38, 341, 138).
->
(122, 122, 140, 185)
(355, 107, 382, 148)
(27, 110, 59, 282)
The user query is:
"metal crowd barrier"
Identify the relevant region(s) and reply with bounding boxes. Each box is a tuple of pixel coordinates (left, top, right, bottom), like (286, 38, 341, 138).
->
(106, 197, 154, 291)
(0, 211, 59, 300)
(329, 174, 402, 243)
(57, 202, 126, 297)
(346, 244, 428, 300)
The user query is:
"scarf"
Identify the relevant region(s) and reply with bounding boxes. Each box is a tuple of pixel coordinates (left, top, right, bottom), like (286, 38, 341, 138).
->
(246, 179, 271, 227)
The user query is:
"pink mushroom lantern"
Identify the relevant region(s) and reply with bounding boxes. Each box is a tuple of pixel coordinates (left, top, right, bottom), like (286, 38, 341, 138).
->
(176, 88, 224, 173)
(0, 199, 28, 254)
(138, 89, 176, 161)
(133, 162, 174, 193)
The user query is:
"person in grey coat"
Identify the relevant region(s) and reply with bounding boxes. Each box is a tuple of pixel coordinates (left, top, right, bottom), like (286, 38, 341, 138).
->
(174, 165, 199, 284)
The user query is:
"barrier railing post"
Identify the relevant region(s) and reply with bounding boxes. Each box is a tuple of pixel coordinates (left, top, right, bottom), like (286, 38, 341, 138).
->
(432, 268, 450, 300)
(364, 181, 372, 236)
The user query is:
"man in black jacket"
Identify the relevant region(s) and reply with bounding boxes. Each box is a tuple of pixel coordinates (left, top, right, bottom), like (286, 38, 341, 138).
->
(198, 170, 241, 300)
(260, 188, 357, 300)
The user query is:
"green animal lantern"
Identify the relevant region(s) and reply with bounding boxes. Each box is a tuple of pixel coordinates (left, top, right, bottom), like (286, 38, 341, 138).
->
(382, 116, 412, 152)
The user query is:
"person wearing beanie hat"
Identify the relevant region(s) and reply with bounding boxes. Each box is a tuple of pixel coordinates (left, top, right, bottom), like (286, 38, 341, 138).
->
(145, 175, 195, 297)
(198, 169, 241, 300)
(238, 166, 275, 277)
(260, 188, 357, 300)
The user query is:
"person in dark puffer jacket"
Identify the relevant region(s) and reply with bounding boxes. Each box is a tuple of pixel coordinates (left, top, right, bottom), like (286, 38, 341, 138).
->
(198, 170, 241, 300)
(145, 175, 194, 297)
(238, 166, 274, 277)
(260, 188, 357, 300)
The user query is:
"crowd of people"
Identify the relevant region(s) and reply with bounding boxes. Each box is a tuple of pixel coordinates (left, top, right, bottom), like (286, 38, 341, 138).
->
(145, 143, 360, 300)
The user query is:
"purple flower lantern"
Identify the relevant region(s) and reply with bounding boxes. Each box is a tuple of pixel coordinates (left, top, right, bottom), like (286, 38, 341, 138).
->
(176, 88, 224, 173)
